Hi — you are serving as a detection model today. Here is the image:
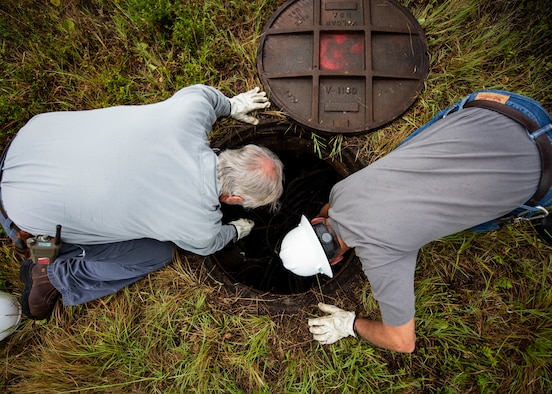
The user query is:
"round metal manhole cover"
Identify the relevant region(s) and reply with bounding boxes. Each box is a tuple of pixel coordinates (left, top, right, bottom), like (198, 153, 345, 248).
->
(258, 0, 429, 134)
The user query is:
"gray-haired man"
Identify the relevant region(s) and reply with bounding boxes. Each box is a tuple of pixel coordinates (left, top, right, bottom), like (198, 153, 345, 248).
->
(1, 84, 283, 320)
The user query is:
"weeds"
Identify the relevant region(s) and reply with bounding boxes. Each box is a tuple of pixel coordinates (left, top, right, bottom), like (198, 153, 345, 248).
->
(1, 0, 552, 393)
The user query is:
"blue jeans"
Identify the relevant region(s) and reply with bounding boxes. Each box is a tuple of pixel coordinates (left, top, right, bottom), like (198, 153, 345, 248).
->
(400, 90, 552, 232)
(0, 191, 175, 306)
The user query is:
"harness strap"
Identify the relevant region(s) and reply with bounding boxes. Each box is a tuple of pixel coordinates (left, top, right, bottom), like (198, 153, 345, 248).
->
(464, 99, 552, 205)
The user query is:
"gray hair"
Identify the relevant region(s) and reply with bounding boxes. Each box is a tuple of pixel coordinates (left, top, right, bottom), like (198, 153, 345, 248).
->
(217, 144, 283, 211)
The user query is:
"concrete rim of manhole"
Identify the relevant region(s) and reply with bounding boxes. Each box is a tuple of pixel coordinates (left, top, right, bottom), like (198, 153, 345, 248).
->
(257, 0, 429, 135)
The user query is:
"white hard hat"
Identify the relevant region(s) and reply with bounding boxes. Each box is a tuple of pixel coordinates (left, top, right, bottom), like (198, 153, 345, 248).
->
(279, 215, 334, 278)
(0, 291, 22, 341)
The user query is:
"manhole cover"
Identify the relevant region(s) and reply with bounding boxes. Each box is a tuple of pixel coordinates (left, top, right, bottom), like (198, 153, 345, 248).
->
(258, 0, 429, 134)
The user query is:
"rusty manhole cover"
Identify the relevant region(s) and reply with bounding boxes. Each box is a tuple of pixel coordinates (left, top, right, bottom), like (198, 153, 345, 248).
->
(258, 0, 429, 134)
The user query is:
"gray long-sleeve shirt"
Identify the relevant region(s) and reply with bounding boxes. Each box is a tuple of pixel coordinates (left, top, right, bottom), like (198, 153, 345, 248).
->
(328, 108, 541, 326)
(1, 84, 237, 255)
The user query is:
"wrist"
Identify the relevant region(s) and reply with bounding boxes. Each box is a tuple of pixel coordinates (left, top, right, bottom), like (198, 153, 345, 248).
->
(232, 224, 239, 241)
(352, 316, 359, 337)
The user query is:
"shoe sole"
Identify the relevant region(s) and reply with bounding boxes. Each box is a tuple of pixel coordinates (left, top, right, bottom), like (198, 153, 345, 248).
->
(19, 259, 40, 320)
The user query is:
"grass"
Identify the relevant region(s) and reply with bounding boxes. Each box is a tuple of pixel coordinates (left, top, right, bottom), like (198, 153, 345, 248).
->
(1, 0, 552, 392)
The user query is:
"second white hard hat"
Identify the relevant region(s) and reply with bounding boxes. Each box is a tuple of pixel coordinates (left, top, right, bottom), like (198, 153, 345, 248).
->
(0, 291, 22, 341)
(279, 215, 334, 278)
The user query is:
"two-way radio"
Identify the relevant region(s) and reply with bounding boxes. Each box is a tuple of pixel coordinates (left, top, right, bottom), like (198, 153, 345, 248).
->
(26, 224, 62, 265)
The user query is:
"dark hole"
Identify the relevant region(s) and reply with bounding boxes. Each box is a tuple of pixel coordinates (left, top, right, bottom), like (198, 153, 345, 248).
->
(213, 134, 350, 295)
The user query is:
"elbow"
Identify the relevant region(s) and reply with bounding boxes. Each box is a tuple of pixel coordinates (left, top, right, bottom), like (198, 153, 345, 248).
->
(382, 318, 416, 353)
(395, 342, 416, 354)
(392, 335, 416, 354)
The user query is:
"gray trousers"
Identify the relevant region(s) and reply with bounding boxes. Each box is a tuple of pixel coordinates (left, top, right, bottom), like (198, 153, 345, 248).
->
(47, 239, 175, 305)
(0, 191, 175, 305)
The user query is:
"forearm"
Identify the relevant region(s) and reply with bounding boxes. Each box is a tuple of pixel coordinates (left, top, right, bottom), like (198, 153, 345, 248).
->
(318, 203, 330, 217)
(173, 225, 237, 256)
(170, 84, 231, 118)
(354, 317, 416, 353)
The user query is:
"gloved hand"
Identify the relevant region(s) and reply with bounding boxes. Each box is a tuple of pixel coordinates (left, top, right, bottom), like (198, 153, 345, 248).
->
(229, 219, 255, 240)
(229, 87, 270, 125)
(308, 303, 356, 345)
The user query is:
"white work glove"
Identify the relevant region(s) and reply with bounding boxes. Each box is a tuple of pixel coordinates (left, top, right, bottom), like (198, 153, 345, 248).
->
(229, 87, 270, 125)
(229, 219, 255, 240)
(308, 303, 356, 345)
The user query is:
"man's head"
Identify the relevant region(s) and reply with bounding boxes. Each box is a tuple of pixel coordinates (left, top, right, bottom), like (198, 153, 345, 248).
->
(279, 215, 343, 278)
(217, 144, 284, 211)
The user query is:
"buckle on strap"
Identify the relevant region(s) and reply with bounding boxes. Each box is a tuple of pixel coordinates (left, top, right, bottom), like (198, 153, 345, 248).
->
(497, 205, 549, 227)
(512, 205, 549, 224)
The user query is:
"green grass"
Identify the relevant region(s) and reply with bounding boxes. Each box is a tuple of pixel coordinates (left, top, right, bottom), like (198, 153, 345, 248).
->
(1, 0, 552, 392)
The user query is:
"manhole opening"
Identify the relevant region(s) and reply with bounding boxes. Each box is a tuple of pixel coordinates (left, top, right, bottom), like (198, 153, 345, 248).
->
(209, 123, 363, 299)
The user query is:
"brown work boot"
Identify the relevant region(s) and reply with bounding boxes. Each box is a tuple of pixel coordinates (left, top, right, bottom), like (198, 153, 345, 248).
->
(20, 259, 60, 320)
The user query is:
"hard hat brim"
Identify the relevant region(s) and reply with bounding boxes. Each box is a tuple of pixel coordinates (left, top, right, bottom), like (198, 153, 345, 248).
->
(0, 291, 22, 341)
(298, 215, 334, 278)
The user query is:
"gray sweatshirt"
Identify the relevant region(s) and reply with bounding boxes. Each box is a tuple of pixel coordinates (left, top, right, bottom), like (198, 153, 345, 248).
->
(2, 84, 237, 255)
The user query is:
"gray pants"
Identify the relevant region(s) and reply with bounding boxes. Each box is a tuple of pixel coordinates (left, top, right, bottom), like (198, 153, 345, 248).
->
(0, 193, 175, 305)
(47, 239, 175, 305)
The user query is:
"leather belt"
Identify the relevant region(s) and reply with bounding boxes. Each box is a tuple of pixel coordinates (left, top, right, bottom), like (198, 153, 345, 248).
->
(464, 99, 552, 206)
